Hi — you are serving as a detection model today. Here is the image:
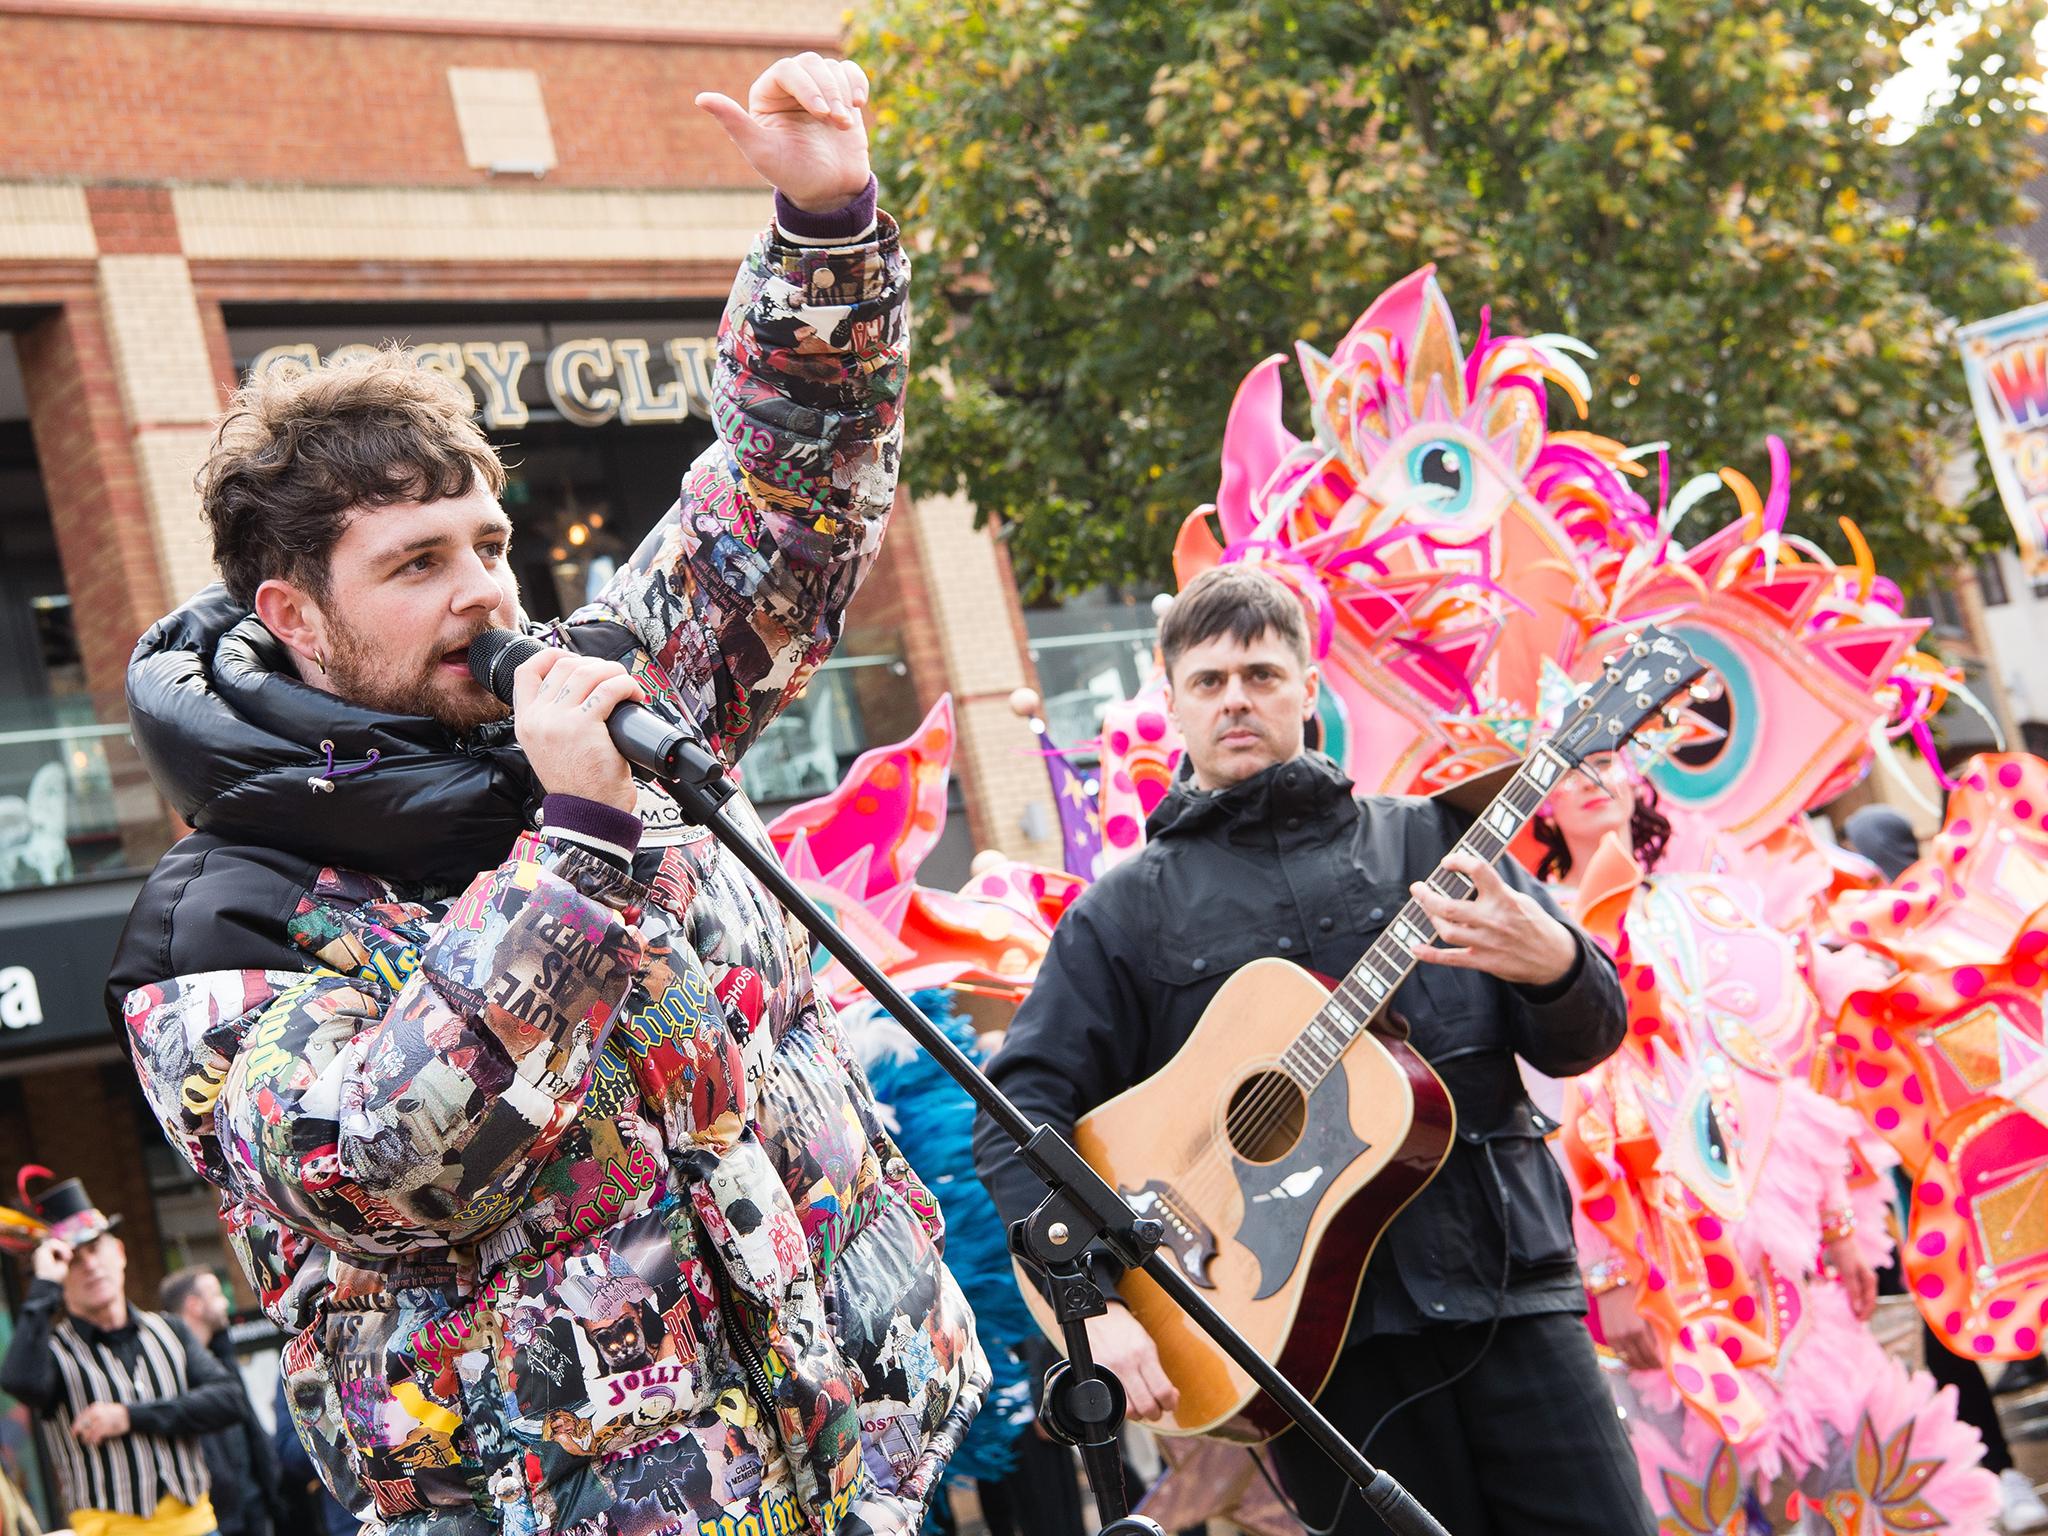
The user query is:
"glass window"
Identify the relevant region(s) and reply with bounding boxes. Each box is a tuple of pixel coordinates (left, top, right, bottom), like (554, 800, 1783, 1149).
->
(1024, 588, 1162, 746)
(1979, 554, 2010, 607)
(746, 643, 927, 809)
(0, 338, 172, 892)
(1910, 578, 1965, 637)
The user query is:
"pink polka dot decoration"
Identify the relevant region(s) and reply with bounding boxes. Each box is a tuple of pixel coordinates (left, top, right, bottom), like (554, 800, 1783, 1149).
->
(1661, 1325, 1771, 1446)
(1829, 971, 1948, 1171)
(765, 694, 957, 901)
(1557, 1058, 1772, 1445)
(959, 862, 1087, 936)
(1829, 752, 2048, 977)
(1906, 1097, 2048, 1361)
(1093, 698, 1184, 869)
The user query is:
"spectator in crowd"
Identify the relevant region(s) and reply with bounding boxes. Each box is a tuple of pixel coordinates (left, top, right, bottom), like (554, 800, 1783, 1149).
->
(158, 1271, 282, 1536)
(267, 1378, 351, 1536)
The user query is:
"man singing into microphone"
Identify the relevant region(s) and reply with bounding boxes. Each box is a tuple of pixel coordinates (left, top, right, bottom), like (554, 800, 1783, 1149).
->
(108, 53, 985, 1536)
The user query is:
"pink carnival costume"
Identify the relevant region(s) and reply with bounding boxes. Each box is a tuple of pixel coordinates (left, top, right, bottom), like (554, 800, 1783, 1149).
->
(1173, 271, 1994, 1532)
(1827, 754, 2048, 1366)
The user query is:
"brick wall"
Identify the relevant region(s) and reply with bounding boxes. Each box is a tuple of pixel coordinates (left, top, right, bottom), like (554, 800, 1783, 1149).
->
(17, 299, 169, 701)
(16, 0, 844, 39)
(898, 493, 1060, 866)
(0, 14, 817, 189)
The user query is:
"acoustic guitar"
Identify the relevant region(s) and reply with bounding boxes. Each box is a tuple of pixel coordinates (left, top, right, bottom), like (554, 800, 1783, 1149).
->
(1017, 626, 1709, 1440)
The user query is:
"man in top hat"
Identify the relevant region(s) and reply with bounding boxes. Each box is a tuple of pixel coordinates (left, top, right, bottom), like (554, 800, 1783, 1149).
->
(0, 1176, 243, 1536)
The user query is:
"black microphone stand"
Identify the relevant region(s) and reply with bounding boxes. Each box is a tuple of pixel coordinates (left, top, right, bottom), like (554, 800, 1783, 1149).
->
(649, 739, 1451, 1536)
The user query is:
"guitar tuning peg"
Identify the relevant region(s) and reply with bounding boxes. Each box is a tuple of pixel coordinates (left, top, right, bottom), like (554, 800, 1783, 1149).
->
(1662, 705, 1684, 726)
(1689, 682, 1714, 700)
(1623, 631, 1641, 646)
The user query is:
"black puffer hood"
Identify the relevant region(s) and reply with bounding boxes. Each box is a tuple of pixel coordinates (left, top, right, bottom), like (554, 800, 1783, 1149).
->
(1145, 748, 1356, 841)
(126, 584, 538, 891)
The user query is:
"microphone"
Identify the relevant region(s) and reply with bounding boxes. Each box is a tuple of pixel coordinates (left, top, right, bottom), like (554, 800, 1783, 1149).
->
(468, 628, 732, 798)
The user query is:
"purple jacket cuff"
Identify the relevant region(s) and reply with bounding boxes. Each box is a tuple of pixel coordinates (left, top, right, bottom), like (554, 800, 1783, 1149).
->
(774, 175, 878, 243)
(540, 793, 643, 865)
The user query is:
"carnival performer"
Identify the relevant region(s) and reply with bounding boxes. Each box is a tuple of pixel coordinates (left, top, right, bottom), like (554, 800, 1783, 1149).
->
(0, 1176, 244, 1536)
(106, 51, 986, 1536)
(1535, 750, 1998, 1535)
(1137, 255, 2008, 1533)
(1826, 755, 2048, 1366)
(1839, 809, 2048, 1531)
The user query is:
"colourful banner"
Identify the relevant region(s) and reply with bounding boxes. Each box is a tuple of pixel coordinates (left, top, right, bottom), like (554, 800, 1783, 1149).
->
(1958, 300, 2048, 574)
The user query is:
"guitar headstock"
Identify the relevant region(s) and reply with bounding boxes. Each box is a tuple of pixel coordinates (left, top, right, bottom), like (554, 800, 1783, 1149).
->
(1550, 625, 1711, 770)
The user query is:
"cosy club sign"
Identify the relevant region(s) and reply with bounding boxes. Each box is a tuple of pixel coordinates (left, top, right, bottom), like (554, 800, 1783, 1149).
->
(249, 336, 719, 430)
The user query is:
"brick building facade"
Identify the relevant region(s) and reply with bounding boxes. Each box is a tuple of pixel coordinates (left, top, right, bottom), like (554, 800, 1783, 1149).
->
(0, 8, 1069, 1509)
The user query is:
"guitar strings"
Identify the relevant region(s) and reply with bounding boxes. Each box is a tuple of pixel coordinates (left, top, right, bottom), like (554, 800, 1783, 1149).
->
(1182, 769, 1548, 1209)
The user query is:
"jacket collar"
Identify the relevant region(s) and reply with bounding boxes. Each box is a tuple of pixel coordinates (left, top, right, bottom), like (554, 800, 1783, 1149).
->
(1145, 750, 1355, 841)
(126, 584, 539, 891)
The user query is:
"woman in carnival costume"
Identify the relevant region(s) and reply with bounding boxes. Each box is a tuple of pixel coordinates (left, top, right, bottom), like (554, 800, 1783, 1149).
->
(1533, 742, 1993, 1535)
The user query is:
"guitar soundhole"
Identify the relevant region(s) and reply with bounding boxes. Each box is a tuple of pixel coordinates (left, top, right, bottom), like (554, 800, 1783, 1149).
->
(1225, 1072, 1307, 1164)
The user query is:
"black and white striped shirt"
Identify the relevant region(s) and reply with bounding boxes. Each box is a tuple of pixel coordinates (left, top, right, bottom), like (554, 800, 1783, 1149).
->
(0, 1283, 240, 1519)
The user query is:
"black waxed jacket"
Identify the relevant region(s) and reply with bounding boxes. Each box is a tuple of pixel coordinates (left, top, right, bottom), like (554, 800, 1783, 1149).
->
(972, 750, 1628, 1336)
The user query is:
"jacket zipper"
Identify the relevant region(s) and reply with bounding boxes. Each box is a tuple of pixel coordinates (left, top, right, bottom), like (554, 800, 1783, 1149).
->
(702, 1241, 777, 1414)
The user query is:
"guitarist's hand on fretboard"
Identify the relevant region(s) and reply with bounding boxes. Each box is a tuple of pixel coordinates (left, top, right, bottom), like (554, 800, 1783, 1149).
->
(1405, 851, 1578, 987)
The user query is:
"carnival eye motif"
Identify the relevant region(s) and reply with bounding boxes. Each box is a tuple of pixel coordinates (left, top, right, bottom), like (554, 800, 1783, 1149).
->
(1406, 438, 1474, 516)
(1693, 1094, 1734, 1186)
(1648, 624, 1756, 810)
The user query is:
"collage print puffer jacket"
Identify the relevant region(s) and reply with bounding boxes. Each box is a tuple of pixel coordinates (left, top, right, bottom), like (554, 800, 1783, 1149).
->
(108, 213, 987, 1536)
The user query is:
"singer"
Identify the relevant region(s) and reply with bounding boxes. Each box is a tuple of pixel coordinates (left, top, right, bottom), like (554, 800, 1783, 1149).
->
(106, 53, 987, 1536)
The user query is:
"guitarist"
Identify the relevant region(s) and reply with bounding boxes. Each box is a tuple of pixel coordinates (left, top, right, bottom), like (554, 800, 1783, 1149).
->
(972, 563, 1654, 1535)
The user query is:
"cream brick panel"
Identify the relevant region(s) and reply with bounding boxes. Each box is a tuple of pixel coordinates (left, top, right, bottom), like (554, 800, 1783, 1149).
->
(131, 426, 220, 603)
(958, 696, 1062, 868)
(0, 184, 97, 260)
(911, 492, 1029, 696)
(173, 185, 774, 264)
(35, 0, 846, 40)
(903, 491, 1061, 861)
(447, 67, 557, 174)
(97, 255, 223, 427)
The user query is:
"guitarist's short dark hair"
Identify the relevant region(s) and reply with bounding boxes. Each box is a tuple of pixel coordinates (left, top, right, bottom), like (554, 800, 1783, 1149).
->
(1158, 564, 1312, 680)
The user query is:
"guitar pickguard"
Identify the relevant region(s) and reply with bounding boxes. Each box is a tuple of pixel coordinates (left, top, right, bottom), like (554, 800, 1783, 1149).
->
(1121, 1181, 1220, 1289)
(1233, 1071, 1371, 1300)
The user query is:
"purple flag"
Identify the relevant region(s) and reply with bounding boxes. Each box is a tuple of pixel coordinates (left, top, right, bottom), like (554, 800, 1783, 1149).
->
(1039, 727, 1104, 879)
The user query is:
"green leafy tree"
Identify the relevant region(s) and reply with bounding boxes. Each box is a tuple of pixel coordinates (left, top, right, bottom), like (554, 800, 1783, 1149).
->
(855, 0, 2047, 596)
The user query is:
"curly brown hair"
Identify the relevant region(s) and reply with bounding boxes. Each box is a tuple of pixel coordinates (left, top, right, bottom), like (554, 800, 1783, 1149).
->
(198, 343, 505, 608)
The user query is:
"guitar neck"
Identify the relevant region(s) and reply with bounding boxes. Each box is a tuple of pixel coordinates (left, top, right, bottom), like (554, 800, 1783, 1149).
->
(1280, 746, 1569, 1088)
